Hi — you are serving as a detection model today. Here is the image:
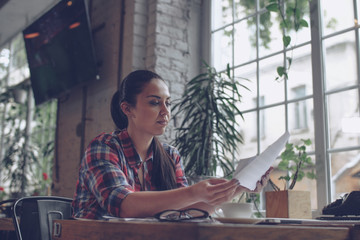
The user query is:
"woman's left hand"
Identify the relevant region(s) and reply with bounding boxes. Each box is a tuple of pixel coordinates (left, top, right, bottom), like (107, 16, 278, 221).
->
(250, 166, 273, 192)
(232, 167, 274, 196)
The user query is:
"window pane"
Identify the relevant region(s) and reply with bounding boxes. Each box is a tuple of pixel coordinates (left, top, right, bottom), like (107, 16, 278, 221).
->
(330, 150, 360, 200)
(259, 55, 285, 105)
(234, 63, 257, 111)
(321, 0, 355, 36)
(0, 32, 56, 195)
(212, 0, 232, 30)
(287, 45, 313, 99)
(259, 105, 285, 152)
(327, 89, 360, 149)
(323, 32, 357, 91)
(234, 18, 256, 65)
(288, 99, 315, 151)
(8, 34, 29, 87)
(0, 47, 10, 89)
(234, 0, 255, 22)
(259, 11, 283, 58)
(237, 111, 258, 159)
(212, 27, 233, 71)
(288, 3, 311, 46)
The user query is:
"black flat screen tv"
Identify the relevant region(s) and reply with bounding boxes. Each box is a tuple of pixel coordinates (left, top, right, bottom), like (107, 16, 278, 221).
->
(23, 0, 99, 105)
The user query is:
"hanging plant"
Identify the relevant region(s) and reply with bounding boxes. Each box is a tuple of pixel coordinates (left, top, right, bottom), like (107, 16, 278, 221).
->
(266, 0, 309, 81)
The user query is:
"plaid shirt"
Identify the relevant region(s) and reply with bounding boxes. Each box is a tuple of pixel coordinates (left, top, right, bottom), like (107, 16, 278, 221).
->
(72, 129, 188, 219)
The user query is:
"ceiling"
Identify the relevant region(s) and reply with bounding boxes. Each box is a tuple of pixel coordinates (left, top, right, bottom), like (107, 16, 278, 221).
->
(0, 0, 59, 48)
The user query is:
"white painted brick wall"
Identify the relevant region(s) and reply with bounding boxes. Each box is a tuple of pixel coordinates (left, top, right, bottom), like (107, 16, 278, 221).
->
(131, 0, 201, 142)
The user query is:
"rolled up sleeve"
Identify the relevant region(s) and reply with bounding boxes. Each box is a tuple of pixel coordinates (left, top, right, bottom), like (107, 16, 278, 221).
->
(73, 136, 134, 219)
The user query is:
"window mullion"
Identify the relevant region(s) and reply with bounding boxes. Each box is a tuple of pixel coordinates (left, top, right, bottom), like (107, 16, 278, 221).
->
(353, 0, 360, 114)
(309, 0, 330, 211)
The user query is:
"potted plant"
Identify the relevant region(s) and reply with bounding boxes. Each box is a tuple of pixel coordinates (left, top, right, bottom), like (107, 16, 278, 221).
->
(266, 139, 316, 219)
(171, 62, 248, 181)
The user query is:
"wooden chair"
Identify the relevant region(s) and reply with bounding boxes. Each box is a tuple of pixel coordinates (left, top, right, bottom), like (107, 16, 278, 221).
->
(12, 196, 72, 240)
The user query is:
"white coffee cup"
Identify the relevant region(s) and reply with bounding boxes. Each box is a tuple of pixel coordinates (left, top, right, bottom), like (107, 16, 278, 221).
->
(215, 202, 254, 218)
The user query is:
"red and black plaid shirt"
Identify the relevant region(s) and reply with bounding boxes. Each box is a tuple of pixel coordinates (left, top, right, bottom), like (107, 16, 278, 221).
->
(72, 129, 188, 219)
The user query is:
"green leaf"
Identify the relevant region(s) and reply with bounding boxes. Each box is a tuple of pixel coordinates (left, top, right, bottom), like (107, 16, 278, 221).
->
(277, 66, 285, 76)
(286, 57, 292, 66)
(299, 19, 309, 28)
(266, 3, 278, 12)
(226, 63, 231, 77)
(307, 171, 317, 179)
(302, 139, 312, 145)
(283, 35, 291, 48)
(283, 72, 288, 80)
(279, 175, 290, 181)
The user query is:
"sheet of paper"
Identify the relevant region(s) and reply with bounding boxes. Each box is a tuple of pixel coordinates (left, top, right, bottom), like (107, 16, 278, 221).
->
(233, 131, 290, 190)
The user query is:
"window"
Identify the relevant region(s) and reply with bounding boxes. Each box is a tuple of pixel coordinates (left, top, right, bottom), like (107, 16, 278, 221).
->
(0, 33, 56, 196)
(251, 96, 265, 140)
(291, 86, 308, 131)
(209, 0, 360, 212)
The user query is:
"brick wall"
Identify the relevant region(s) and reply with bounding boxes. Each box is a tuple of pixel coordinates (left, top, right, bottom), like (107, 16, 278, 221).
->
(121, 0, 202, 141)
(53, 0, 203, 197)
(53, 0, 123, 197)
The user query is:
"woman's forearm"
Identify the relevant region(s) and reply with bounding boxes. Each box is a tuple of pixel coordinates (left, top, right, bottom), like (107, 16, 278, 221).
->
(119, 185, 198, 218)
(119, 178, 240, 218)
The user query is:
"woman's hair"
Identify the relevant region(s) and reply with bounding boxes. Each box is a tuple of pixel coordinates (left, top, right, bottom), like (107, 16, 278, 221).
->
(110, 70, 177, 190)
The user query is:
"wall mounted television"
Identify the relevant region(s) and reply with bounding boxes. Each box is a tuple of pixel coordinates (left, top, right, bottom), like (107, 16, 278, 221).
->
(23, 0, 99, 105)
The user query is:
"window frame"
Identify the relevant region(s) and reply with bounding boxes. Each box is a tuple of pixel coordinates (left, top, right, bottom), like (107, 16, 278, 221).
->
(0, 33, 57, 196)
(206, 0, 360, 212)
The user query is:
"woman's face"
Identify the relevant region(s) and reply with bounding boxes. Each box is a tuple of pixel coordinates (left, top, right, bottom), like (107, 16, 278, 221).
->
(126, 78, 171, 137)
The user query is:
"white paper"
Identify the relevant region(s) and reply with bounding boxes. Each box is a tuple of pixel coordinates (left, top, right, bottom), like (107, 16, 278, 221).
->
(233, 131, 290, 190)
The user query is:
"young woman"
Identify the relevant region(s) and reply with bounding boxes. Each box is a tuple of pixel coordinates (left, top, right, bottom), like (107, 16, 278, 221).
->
(72, 70, 272, 219)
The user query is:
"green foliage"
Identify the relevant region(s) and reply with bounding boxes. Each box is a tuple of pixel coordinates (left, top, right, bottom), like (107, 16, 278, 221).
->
(172, 62, 248, 177)
(1, 101, 28, 195)
(266, 0, 309, 32)
(0, 97, 56, 197)
(265, 0, 309, 81)
(273, 139, 316, 190)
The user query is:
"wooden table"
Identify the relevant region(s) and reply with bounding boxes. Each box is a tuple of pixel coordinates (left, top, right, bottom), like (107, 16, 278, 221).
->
(51, 218, 359, 240)
(0, 218, 14, 231)
(0, 218, 16, 240)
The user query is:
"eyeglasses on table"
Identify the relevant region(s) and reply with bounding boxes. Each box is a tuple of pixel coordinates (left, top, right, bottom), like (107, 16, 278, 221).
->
(154, 208, 213, 222)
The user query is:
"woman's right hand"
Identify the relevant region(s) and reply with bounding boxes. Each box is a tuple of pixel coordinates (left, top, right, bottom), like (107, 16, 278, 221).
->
(190, 178, 240, 206)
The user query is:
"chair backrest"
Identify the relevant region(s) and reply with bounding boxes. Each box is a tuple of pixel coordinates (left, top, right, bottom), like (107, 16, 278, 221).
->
(12, 196, 72, 240)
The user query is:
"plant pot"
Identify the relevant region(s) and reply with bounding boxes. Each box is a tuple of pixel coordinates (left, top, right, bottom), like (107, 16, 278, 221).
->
(265, 190, 311, 219)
